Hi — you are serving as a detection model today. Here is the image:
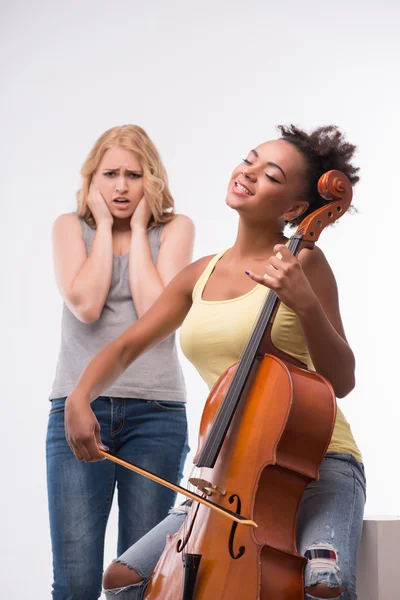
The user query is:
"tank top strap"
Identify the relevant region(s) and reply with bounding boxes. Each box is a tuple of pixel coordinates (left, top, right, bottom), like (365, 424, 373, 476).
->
(192, 250, 228, 302)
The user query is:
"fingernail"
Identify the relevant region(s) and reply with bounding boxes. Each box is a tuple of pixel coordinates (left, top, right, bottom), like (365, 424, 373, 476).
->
(101, 445, 109, 451)
(245, 270, 250, 275)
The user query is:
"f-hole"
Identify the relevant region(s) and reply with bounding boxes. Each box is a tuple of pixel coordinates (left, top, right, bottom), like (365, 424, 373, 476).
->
(228, 494, 246, 560)
(176, 503, 200, 553)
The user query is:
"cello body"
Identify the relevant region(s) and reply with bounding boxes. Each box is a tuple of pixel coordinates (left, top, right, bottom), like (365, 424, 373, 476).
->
(145, 353, 336, 599)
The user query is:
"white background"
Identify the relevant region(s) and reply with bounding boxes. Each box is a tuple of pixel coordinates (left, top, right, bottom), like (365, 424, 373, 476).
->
(1, 1, 399, 597)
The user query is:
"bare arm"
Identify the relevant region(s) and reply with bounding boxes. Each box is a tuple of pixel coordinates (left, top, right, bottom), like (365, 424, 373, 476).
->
(52, 214, 113, 323)
(247, 244, 355, 399)
(65, 254, 213, 462)
(295, 247, 355, 398)
(129, 213, 195, 317)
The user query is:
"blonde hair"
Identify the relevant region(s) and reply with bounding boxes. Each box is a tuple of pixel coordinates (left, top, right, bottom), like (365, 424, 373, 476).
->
(77, 125, 175, 228)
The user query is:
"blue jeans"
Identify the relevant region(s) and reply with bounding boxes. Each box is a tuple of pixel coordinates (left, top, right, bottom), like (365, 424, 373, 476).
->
(46, 397, 189, 600)
(104, 453, 366, 600)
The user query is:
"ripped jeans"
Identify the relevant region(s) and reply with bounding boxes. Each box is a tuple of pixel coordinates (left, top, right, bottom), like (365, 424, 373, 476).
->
(105, 453, 366, 600)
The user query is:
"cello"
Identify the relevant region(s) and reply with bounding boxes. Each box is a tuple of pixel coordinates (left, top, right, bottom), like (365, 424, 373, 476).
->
(101, 169, 353, 599)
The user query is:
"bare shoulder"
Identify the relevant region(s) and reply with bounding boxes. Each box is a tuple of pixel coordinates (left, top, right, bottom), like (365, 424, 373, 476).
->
(187, 253, 217, 278)
(298, 244, 339, 298)
(52, 214, 86, 258)
(166, 213, 194, 228)
(53, 213, 82, 236)
(161, 213, 195, 241)
(171, 253, 217, 295)
(298, 244, 332, 273)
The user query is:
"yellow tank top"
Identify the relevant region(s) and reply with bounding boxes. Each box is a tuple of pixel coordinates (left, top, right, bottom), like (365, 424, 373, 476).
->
(180, 250, 362, 463)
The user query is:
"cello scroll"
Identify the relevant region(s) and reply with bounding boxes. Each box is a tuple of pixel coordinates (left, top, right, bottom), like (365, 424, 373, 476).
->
(296, 170, 353, 242)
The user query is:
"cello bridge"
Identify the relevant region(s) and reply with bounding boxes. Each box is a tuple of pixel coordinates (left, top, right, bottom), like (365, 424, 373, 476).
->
(188, 477, 226, 497)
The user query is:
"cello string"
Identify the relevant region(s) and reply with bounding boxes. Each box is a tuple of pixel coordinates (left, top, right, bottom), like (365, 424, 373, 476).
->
(183, 464, 196, 560)
(197, 299, 276, 463)
(198, 280, 281, 462)
(198, 236, 302, 464)
(205, 237, 302, 457)
(225, 236, 296, 367)
(199, 238, 300, 462)
(197, 258, 286, 461)
(210, 236, 299, 411)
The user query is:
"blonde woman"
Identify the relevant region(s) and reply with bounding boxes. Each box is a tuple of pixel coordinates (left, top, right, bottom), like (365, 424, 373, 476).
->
(47, 125, 194, 600)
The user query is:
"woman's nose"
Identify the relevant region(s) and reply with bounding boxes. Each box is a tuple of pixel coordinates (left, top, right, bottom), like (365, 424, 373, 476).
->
(241, 167, 257, 183)
(115, 176, 128, 193)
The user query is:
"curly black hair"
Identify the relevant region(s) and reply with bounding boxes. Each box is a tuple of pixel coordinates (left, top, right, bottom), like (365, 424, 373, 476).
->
(277, 125, 360, 227)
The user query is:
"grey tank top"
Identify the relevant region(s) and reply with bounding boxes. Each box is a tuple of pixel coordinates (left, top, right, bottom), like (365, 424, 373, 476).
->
(50, 218, 186, 401)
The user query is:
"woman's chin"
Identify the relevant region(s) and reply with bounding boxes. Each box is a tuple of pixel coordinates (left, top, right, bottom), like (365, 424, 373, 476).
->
(225, 196, 248, 212)
(109, 207, 134, 220)
(225, 194, 242, 210)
